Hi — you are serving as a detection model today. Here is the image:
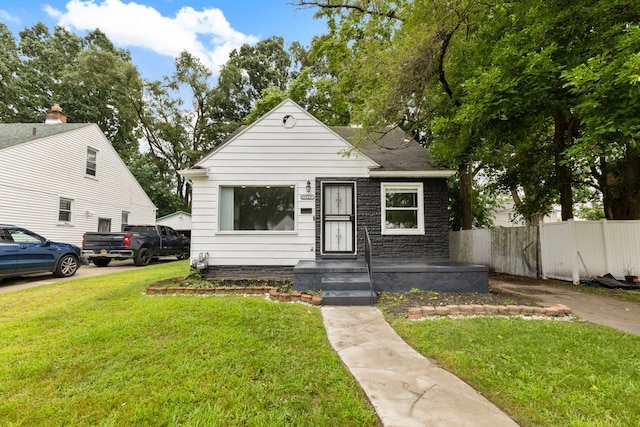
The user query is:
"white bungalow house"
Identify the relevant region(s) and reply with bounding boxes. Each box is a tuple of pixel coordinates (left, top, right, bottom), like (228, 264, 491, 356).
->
(0, 105, 156, 247)
(181, 99, 489, 303)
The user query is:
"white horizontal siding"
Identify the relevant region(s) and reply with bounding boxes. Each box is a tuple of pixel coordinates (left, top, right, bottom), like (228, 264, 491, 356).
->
(0, 124, 156, 247)
(188, 99, 374, 266)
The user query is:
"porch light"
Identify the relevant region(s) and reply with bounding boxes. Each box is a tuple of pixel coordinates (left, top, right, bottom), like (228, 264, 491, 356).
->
(306, 180, 311, 193)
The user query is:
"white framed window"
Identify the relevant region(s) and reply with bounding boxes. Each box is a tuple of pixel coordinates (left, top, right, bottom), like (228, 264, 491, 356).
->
(121, 211, 129, 231)
(86, 147, 97, 176)
(58, 197, 73, 223)
(219, 185, 296, 232)
(381, 183, 424, 235)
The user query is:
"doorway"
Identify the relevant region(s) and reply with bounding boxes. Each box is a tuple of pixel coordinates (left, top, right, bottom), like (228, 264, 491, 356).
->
(322, 182, 356, 254)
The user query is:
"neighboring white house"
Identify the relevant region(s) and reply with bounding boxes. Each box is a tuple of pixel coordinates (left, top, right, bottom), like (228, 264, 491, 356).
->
(492, 203, 561, 227)
(180, 99, 455, 276)
(156, 211, 192, 238)
(0, 106, 156, 247)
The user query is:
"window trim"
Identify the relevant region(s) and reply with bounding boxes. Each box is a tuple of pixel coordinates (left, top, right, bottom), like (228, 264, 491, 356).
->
(86, 146, 98, 177)
(121, 211, 129, 231)
(58, 196, 74, 225)
(216, 184, 298, 234)
(381, 182, 424, 235)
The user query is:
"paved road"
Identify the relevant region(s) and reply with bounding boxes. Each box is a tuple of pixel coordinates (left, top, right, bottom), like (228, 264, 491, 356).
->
(0, 260, 140, 294)
(492, 279, 640, 336)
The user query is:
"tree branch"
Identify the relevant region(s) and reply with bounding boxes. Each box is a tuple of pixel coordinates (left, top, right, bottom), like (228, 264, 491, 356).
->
(290, 1, 402, 21)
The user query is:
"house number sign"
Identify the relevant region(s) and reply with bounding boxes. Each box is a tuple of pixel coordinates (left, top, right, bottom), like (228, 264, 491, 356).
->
(300, 195, 315, 200)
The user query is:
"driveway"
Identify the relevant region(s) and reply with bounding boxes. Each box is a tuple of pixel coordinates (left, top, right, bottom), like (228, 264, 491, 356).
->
(492, 277, 640, 336)
(0, 260, 140, 294)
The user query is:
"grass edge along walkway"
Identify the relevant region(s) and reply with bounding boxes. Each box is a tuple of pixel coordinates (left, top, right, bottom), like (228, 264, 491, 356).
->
(0, 261, 379, 426)
(386, 314, 640, 427)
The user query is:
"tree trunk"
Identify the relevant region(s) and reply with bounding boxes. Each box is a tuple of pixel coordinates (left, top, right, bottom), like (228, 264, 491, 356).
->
(553, 110, 576, 221)
(601, 145, 640, 220)
(459, 160, 473, 230)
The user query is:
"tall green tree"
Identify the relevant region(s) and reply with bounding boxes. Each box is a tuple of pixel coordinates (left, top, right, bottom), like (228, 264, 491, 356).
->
(12, 23, 82, 122)
(137, 51, 218, 211)
(209, 36, 293, 130)
(563, 24, 640, 219)
(61, 29, 144, 162)
(3, 23, 143, 162)
(0, 23, 22, 121)
(296, 0, 640, 224)
(245, 40, 351, 125)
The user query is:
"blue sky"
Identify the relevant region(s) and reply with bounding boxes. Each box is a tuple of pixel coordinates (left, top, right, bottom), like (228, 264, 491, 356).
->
(0, 0, 327, 81)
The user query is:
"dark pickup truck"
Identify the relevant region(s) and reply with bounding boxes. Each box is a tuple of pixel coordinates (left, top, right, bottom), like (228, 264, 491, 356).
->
(82, 225, 190, 267)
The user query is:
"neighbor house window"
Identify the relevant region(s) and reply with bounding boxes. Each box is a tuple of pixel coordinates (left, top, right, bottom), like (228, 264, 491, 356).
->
(58, 197, 73, 222)
(121, 211, 129, 231)
(381, 183, 424, 235)
(219, 186, 295, 231)
(86, 147, 97, 176)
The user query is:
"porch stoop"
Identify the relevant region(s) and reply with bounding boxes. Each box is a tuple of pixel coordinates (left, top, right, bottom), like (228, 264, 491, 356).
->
(321, 273, 377, 306)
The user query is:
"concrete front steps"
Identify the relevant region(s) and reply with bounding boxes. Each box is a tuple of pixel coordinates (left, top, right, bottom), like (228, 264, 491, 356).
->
(321, 273, 377, 306)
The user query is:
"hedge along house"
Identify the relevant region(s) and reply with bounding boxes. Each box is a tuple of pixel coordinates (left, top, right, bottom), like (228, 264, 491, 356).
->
(180, 99, 488, 305)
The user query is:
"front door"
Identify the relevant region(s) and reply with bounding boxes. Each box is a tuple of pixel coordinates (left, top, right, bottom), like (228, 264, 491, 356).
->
(322, 182, 356, 254)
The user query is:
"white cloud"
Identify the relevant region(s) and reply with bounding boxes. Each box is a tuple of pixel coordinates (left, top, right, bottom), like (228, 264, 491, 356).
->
(0, 9, 21, 24)
(46, 0, 258, 74)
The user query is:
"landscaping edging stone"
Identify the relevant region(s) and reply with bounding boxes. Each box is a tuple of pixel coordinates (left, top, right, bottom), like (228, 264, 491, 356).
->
(408, 303, 572, 320)
(145, 285, 323, 305)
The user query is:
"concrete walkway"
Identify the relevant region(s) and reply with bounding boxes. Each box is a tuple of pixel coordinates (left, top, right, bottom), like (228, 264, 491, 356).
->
(321, 306, 519, 427)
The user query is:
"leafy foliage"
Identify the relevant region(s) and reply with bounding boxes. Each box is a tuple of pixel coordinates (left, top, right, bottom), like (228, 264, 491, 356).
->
(297, 0, 640, 223)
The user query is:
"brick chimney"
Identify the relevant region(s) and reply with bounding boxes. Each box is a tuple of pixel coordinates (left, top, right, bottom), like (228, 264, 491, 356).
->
(45, 104, 67, 124)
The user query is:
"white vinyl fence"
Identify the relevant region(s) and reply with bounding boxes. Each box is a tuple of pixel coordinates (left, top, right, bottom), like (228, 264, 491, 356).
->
(450, 219, 640, 284)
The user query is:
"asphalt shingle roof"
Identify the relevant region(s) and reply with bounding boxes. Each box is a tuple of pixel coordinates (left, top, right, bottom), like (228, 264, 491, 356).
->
(0, 123, 91, 150)
(330, 126, 438, 172)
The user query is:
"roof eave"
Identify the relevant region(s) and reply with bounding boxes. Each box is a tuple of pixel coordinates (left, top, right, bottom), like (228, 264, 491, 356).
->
(368, 170, 456, 178)
(179, 168, 209, 179)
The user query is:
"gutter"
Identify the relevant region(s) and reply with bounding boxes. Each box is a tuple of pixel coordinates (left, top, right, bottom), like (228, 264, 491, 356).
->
(368, 170, 456, 178)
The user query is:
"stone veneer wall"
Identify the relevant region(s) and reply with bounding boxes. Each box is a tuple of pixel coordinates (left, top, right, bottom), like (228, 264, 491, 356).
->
(315, 177, 450, 259)
(205, 265, 294, 279)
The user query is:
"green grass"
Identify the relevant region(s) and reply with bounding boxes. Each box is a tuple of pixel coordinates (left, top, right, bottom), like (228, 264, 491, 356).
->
(386, 315, 640, 427)
(0, 261, 378, 426)
(573, 283, 640, 303)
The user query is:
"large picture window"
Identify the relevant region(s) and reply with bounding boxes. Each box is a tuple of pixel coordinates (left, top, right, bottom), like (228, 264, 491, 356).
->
(219, 186, 295, 231)
(381, 183, 424, 235)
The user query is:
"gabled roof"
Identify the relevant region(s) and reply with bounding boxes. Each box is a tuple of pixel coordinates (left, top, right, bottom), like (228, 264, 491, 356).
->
(156, 210, 191, 221)
(183, 98, 455, 178)
(0, 123, 92, 150)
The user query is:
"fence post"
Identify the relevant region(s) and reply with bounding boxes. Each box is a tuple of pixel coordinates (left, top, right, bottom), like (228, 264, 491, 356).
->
(536, 225, 542, 278)
(601, 219, 612, 275)
(569, 219, 580, 284)
(540, 223, 547, 279)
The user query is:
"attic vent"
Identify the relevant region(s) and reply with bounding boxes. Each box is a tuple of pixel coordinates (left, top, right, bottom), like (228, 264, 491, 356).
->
(282, 114, 296, 128)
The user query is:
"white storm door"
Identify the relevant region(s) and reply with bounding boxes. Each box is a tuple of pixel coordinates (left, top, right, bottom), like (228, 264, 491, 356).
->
(322, 183, 355, 254)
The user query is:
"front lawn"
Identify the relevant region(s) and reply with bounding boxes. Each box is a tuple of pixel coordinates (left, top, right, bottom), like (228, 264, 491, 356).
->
(384, 314, 640, 427)
(0, 261, 378, 426)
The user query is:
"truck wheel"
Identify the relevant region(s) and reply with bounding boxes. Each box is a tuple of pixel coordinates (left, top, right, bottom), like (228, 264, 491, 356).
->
(53, 254, 80, 277)
(177, 247, 189, 260)
(134, 248, 152, 266)
(93, 258, 111, 267)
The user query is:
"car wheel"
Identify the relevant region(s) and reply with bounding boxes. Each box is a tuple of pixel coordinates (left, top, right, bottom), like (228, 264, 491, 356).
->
(53, 254, 80, 277)
(134, 247, 152, 266)
(93, 258, 111, 267)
